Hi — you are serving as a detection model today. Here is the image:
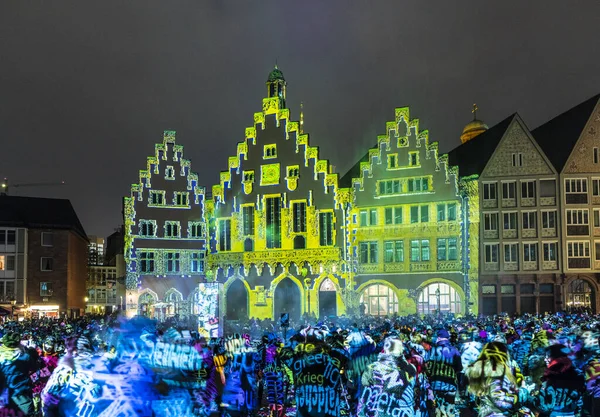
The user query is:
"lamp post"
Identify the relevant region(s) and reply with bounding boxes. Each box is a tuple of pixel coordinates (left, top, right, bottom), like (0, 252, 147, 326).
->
(435, 287, 441, 317)
(304, 277, 312, 319)
(10, 298, 16, 321)
(84, 297, 88, 315)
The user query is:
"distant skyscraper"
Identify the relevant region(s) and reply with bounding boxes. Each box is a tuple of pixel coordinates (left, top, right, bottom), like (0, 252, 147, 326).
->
(87, 235, 104, 266)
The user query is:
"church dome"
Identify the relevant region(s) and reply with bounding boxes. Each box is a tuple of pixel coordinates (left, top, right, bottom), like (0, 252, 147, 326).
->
(267, 66, 285, 82)
(460, 105, 488, 143)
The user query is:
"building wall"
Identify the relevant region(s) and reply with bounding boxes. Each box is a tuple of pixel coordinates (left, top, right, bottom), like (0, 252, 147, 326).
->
(0, 227, 26, 305)
(347, 107, 476, 316)
(67, 232, 88, 315)
(477, 117, 560, 314)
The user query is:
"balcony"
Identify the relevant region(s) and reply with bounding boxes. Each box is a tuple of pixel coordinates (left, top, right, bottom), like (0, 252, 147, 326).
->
(502, 229, 518, 239)
(541, 228, 557, 238)
(523, 261, 538, 271)
(483, 199, 497, 209)
(542, 260, 558, 271)
(521, 197, 536, 207)
(540, 196, 556, 206)
(483, 230, 499, 239)
(522, 229, 537, 238)
(484, 262, 499, 272)
(503, 262, 519, 271)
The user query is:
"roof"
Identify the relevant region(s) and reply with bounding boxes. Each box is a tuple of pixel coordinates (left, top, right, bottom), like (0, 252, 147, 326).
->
(531, 94, 600, 172)
(267, 66, 285, 82)
(447, 113, 516, 177)
(0, 196, 87, 240)
(339, 145, 374, 188)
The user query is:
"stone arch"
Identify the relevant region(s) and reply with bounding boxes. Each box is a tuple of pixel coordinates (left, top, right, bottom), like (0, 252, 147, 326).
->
(313, 274, 343, 318)
(223, 275, 250, 320)
(271, 273, 304, 322)
(564, 275, 598, 313)
(164, 288, 184, 317)
(137, 288, 158, 317)
(416, 278, 466, 315)
(356, 280, 402, 316)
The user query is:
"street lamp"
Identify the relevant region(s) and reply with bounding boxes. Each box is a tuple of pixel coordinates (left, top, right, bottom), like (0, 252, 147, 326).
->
(435, 287, 441, 316)
(304, 277, 312, 318)
(10, 298, 16, 320)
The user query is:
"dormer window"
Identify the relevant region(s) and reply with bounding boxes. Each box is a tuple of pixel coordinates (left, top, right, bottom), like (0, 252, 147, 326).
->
(243, 171, 255, 182)
(409, 152, 419, 166)
(388, 154, 398, 169)
(174, 192, 188, 206)
(287, 166, 299, 178)
(264, 144, 277, 159)
(165, 221, 180, 238)
(165, 165, 175, 180)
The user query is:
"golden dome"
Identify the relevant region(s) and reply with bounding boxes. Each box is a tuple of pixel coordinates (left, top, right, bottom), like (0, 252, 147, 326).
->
(460, 104, 488, 143)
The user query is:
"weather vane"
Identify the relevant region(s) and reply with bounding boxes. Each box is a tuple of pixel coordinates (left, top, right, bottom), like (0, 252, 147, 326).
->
(472, 103, 478, 120)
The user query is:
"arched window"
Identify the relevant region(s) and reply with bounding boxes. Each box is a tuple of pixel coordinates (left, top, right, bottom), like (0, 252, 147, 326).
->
(165, 289, 183, 317)
(417, 282, 461, 315)
(567, 279, 592, 310)
(294, 235, 306, 249)
(189, 289, 201, 315)
(359, 284, 398, 316)
(138, 292, 156, 317)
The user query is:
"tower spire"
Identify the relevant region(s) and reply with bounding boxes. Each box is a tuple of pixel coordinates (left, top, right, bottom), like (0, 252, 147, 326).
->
(472, 103, 478, 121)
(300, 101, 304, 133)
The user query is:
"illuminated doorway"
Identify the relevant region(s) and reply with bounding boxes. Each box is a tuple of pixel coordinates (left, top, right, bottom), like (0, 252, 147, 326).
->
(318, 278, 337, 318)
(165, 289, 183, 317)
(138, 292, 156, 317)
(417, 282, 461, 315)
(359, 284, 399, 316)
(274, 278, 301, 322)
(226, 279, 248, 320)
(567, 279, 594, 312)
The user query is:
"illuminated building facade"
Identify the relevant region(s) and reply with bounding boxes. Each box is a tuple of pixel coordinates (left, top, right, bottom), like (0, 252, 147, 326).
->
(87, 235, 105, 266)
(207, 67, 350, 322)
(450, 114, 560, 315)
(532, 94, 600, 313)
(341, 108, 479, 316)
(124, 131, 207, 318)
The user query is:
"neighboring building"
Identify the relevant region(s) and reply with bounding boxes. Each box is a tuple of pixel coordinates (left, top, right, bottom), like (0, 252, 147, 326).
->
(87, 265, 119, 314)
(123, 131, 207, 318)
(532, 94, 600, 313)
(87, 235, 104, 266)
(341, 107, 479, 316)
(104, 226, 124, 266)
(207, 66, 350, 322)
(449, 114, 560, 315)
(0, 196, 88, 317)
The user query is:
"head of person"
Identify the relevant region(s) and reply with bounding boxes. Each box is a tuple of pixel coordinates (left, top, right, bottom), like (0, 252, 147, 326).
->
(1, 332, 21, 349)
(466, 341, 513, 395)
(545, 343, 570, 367)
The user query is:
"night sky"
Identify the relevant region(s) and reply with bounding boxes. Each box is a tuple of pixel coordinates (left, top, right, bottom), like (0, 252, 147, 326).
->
(1, 1, 599, 238)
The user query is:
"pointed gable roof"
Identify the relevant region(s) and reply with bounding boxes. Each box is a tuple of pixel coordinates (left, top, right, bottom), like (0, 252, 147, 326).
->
(339, 147, 373, 188)
(531, 94, 600, 172)
(447, 114, 515, 177)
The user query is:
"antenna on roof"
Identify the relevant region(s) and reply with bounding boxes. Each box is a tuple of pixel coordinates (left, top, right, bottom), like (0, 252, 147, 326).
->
(300, 101, 304, 134)
(1, 178, 66, 196)
(472, 103, 478, 120)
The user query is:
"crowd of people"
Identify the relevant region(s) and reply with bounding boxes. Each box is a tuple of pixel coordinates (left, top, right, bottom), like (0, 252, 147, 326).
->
(0, 311, 597, 417)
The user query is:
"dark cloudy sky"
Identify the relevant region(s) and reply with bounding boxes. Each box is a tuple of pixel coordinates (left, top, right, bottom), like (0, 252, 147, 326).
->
(1, 1, 599, 237)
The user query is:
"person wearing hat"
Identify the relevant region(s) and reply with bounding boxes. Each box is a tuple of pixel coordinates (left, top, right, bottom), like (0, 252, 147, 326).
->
(425, 329, 462, 417)
(357, 335, 417, 417)
(0, 332, 35, 416)
(528, 344, 585, 417)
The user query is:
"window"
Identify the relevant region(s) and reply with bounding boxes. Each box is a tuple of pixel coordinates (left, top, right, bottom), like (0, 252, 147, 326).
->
(243, 171, 255, 182)
(565, 178, 588, 204)
(407, 177, 430, 192)
(484, 244, 499, 263)
(410, 239, 430, 262)
(219, 220, 231, 251)
(521, 180, 536, 199)
(6, 231, 14, 245)
(566, 209, 589, 236)
(437, 203, 457, 222)
(521, 284, 535, 294)
(378, 179, 401, 196)
(5, 255, 15, 271)
(504, 212, 517, 230)
(409, 152, 418, 166)
(174, 192, 189, 206)
(437, 238, 458, 261)
(502, 182, 516, 199)
(360, 284, 399, 316)
(542, 211, 556, 229)
(417, 282, 461, 315)
(504, 243, 518, 263)
(512, 153, 523, 167)
(359, 210, 368, 227)
(287, 166, 299, 178)
(264, 144, 277, 159)
(138, 220, 156, 237)
(596, 242, 600, 261)
(140, 252, 155, 273)
(385, 208, 393, 225)
(595, 209, 600, 228)
(410, 205, 429, 223)
(266, 197, 281, 249)
(384, 241, 404, 263)
(540, 180, 556, 197)
(387, 154, 398, 169)
(164, 221, 180, 238)
(40, 282, 53, 297)
(42, 232, 53, 247)
(484, 213, 499, 231)
(501, 285, 515, 294)
(359, 242, 378, 264)
(523, 243, 538, 262)
(593, 179, 600, 197)
(595, 147, 599, 164)
(522, 212, 536, 230)
(241, 206, 255, 236)
(150, 191, 165, 205)
(482, 285, 496, 294)
(543, 242, 557, 262)
(189, 222, 204, 238)
(191, 252, 204, 273)
(40, 257, 53, 271)
(369, 209, 378, 226)
(165, 166, 175, 179)
(166, 253, 180, 273)
(567, 241, 590, 269)
(319, 212, 333, 246)
(483, 183, 497, 200)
